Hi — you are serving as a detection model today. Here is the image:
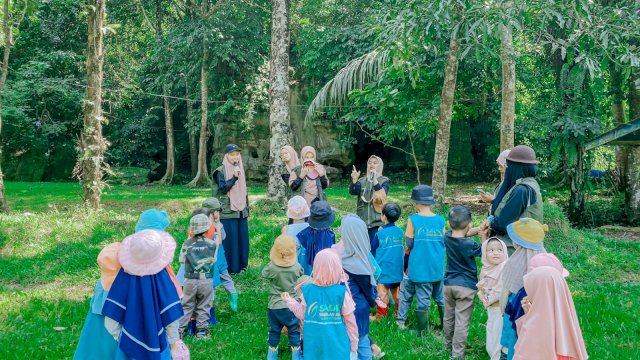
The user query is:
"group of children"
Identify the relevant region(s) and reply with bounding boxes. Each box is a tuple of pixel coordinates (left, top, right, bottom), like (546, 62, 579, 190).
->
(73, 184, 588, 360)
(263, 185, 588, 360)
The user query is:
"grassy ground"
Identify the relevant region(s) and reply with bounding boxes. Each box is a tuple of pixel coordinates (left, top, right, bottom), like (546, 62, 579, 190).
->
(0, 181, 638, 359)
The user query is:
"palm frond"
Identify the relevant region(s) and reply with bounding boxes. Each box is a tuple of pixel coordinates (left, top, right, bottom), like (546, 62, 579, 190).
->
(305, 48, 390, 123)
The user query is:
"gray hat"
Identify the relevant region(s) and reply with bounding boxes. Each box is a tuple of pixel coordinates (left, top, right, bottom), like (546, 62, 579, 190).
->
(202, 197, 222, 211)
(308, 201, 336, 230)
(411, 185, 436, 205)
(190, 214, 211, 235)
(506, 145, 539, 164)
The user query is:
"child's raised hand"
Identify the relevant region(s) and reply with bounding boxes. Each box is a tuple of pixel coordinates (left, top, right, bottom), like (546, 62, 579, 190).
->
(281, 292, 293, 303)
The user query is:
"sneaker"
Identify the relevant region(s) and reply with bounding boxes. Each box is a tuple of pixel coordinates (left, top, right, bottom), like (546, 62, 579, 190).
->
(396, 320, 406, 330)
(195, 329, 209, 339)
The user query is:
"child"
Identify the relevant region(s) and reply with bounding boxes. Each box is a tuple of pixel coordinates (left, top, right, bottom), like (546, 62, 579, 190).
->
(102, 230, 184, 359)
(477, 237, 509, 360)
(202, 197, 239, 312)
(262, 234, 304, 360)
(286, 196, 311, 271)
(443, 206, 483, 359)
(178, 214, 217, 338)
(338, 214, 384, 360)
(397, 185, 446, 336)
(373, 202, 404, 318)
(296, 200, 336, 275)
(499, 218, 547, 360)
(514, 266, 588, 360)
(283, 249, 359, 360)
(74, 243, 121, 360)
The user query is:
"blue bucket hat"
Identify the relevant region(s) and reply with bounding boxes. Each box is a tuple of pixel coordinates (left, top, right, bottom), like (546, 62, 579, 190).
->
(308, 201, 336, 229)
(135, 209, 170, 232)
(411, 185, 436, 205)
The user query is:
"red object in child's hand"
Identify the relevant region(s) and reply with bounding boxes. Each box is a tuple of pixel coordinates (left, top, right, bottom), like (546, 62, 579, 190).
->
(304, 160, 315, 167)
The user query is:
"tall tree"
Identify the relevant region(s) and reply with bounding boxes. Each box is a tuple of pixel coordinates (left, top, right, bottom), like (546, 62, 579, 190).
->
(627, 66, 640, 224)
(500, 21, 516, 151)
(78, 0, 107, 209)
(431, 27, 461, 204)
(267, 0, 292, 203)
(610, 64, 626, 186)
(0, 0, 28, 212)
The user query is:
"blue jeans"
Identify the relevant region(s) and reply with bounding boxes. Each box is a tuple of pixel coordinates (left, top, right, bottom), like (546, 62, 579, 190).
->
(397, 278, 444, 322)
(267, 308, 301, 347)
(357, 334, 372, 360)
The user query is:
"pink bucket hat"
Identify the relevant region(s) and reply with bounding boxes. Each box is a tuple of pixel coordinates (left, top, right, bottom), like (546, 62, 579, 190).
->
(528, 253, 570, 277)
(119, 230, 176, 276)
(97, 242, 121, 290)
(287, 196, 310, 220)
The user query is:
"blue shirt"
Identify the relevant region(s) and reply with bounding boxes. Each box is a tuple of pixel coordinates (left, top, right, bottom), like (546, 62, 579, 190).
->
(408, 214, 446, 282)
(443, 232, 482, 289)
(374, 223, 405, 284)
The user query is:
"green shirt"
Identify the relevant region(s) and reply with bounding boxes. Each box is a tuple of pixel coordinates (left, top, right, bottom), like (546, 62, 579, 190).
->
(262, 261, 304, 309)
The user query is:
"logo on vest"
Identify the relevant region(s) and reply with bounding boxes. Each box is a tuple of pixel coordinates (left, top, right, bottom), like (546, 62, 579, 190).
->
(306, 301, 341, 321)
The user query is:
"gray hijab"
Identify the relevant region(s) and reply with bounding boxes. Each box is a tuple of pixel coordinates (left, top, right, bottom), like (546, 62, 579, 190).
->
(339, 214, 376, 285)
(502, 246, 546, 294)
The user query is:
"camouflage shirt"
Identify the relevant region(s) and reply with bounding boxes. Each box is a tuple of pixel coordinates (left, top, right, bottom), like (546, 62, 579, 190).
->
(179, 235, 217, 279)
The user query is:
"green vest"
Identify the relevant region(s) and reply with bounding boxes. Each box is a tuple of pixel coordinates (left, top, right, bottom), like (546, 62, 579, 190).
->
(212, 166, 249, 219)
(356, 176, 389, 228)
(291, 165, 326, 202)
(494, 177, 543, 250)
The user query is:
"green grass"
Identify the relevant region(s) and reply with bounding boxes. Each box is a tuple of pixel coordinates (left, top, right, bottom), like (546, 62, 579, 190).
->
(0, 181, 638, 359)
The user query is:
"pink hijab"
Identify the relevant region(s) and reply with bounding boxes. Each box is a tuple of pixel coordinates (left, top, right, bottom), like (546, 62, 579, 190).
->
(281, 145, 300, 173)
(223, 153, 247, 211)
(299, 146, 328, 205)
(477, 238, 508, 304)
(312, 249, 346, 286)
(514, 266, 588, 360)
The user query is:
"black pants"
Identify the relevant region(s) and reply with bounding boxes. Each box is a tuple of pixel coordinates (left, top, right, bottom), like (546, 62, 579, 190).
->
(267, 308, 301, 347)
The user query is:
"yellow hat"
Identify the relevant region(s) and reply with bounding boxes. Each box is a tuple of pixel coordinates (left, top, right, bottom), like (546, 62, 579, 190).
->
(270, 235, 297, 267)
(97, 242, 121, 290)
(507, 218, 548, 251)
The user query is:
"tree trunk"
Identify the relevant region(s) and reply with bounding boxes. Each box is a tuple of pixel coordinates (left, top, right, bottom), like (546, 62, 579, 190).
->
(187, 96, 198, 177)
(610, 65, 626, 189)
(626, 66, 640, 224)
(267, 0, 292, 203)
(568, 143, 585, 224)
(431, 29, 461, 204)
(158, 84, 175, 184)
(0, 0, 12, 212)
(500, 23, 515, 151)
(79, 0, 107, 209)
(188, 46, 210, 187)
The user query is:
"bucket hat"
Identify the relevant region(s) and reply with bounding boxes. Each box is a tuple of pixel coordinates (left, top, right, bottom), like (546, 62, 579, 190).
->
(287, 196, 310, 220)
(507, 218, 548, 251)
(202, 197, 222, 212)
(411, 185, 436, 205)
(270, 235, 297, 267)
(97, 242, 121, 290)
(119, 230, 176, 276)
(506, 145, 539, 164)
(190, 214, 211, 235)
(308, 201, 336, 229)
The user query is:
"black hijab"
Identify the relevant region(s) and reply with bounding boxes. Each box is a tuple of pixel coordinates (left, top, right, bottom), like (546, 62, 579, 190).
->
(491, 159, 538, 215)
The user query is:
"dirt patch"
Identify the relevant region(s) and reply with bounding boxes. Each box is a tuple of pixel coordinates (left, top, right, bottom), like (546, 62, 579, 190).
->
(596, 225, 640, 241)
(447, 194, 490, 215)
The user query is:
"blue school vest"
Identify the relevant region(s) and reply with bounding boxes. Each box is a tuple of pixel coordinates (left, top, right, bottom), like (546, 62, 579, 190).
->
(302, 284, 350, 360)
(374, 224, 405, 284)
(408, 214, 446, 282)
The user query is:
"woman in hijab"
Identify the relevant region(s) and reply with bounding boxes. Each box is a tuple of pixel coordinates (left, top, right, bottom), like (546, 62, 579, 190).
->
(484, 145, 543, 254)
(280, 145, 300, 188)
(212, 144, 250, 274)
(480, 149, 511, 204)
(514, 266, 588, 360)
(349, 155, 390, 252)
(338, 214, 379, 360)
(290, 146, 329, 206)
